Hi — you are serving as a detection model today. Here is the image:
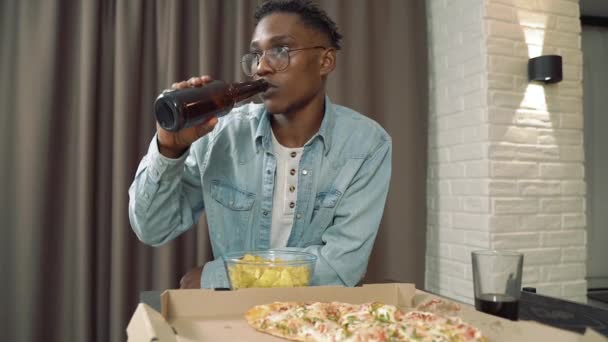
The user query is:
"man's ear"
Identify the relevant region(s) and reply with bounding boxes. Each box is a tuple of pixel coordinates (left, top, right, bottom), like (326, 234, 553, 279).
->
(319, 48, 336, 76)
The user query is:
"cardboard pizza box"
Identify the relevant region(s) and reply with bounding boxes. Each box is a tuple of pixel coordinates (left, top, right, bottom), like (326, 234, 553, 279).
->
(126, 283, 607, 342)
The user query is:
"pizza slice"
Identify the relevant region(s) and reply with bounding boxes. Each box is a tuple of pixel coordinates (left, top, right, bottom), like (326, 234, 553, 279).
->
(244, 301, 487, 342)
(396, 311, 487, 342)
(245, 302, 346, 341)
(415, 298, 462, 317)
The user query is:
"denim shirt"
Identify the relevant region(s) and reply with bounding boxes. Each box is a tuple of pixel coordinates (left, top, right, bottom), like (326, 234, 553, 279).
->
(128, 97, 392, 289)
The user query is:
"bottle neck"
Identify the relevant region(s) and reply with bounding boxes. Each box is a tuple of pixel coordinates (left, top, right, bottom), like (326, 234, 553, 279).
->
(229, 79, 269, 103)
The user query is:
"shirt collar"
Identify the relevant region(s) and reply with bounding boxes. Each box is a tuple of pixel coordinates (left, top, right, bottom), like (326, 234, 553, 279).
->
(254, 96, 335, 156)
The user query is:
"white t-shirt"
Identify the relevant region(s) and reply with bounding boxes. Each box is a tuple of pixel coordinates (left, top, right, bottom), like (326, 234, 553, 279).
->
(270, 130, 304, 248)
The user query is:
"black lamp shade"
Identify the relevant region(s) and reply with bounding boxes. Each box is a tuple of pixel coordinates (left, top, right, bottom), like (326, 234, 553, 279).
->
(528, 55, 562, 84)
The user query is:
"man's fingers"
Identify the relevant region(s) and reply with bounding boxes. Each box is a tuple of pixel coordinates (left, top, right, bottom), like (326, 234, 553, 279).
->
(171, 75, 213, 90)
(171, 81, 189, 90)
(200, 75, 213, 85)
(188, 77, 203, 87)
(193, 75, 213, 86)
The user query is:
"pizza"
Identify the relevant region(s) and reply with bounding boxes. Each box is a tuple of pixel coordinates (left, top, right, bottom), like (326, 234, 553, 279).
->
(245, 301, 487, 341)
(415, 298, 462, 317)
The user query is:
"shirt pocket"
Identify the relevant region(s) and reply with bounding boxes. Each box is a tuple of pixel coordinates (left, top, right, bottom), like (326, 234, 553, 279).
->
(305, 189, 343, 244)
(313, 189, 341, 210)
(210, 180, 255, 211)
(209, 180, 256, 250)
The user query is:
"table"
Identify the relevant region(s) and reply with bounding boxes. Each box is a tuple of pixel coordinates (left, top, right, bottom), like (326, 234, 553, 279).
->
(139, 289, 608, 337)
(519, 290, 608, 336)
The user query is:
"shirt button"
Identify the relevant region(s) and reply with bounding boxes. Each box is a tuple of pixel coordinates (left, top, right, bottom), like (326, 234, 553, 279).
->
(263, 210, 269, 216)
(296, 213, 302, 219)
(290, 169, 296, 176)
(290, 151, 297, 158)
(302, 169, 308, 175)
(289, 202, 295, 209)
(144, 193, 149, 199)
(266, 170, 272, 174)
(289, 185, 295, 192)
(229, 200, 234, 207)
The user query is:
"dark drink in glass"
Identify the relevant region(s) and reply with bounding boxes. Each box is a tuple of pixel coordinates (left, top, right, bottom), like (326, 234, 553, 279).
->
(471, 250, 524, 321)
(474, 293, 519, 320)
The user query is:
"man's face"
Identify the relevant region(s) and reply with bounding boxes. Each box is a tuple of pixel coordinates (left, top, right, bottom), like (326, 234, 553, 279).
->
(250, 13, 332, 114)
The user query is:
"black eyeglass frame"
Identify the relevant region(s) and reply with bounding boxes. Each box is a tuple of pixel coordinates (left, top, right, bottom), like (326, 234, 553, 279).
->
(241, 46, 328, 76)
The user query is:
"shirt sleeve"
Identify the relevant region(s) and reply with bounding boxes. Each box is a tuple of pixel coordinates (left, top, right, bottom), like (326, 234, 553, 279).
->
(201, 257, 230, 289)
(128, 134, 206, 246)
(280, 137, 392, 286)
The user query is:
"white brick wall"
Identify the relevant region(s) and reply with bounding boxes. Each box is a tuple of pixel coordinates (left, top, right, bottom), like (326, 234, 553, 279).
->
(426, 0, 586, 303)
(426, 0, 489, 304)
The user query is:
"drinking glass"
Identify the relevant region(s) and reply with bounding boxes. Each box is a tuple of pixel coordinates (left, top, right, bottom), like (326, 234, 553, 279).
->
(472, 250, 524, 320)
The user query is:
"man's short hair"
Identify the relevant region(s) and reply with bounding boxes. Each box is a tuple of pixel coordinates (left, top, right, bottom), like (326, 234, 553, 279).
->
(254, 0, 343, 50)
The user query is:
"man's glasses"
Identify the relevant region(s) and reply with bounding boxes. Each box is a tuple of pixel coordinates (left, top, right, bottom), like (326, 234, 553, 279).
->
(241, 46, 327, 76)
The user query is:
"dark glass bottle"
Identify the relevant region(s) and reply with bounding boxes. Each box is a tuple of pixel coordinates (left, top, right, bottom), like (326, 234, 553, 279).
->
(154, 79, 269, 132)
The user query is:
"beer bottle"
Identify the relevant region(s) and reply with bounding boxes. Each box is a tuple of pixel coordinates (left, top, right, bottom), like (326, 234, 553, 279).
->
(154, 79, 269, 132)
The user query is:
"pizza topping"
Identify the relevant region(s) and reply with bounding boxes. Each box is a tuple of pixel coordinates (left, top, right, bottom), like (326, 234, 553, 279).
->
(245, 301, 487, 342)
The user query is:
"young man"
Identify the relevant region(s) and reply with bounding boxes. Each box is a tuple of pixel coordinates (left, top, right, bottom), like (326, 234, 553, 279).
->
(129, 0, 392, 289)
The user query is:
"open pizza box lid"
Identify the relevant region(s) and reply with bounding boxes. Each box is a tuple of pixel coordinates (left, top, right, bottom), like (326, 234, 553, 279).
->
(126, 283, 607, 341)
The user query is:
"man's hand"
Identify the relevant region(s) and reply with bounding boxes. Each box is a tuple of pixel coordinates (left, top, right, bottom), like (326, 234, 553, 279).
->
(179, 265, 203, 289)
(157, 75, 219, 158)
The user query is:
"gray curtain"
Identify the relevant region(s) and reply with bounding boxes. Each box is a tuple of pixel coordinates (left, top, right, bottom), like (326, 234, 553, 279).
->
(0, 1, 428, 341)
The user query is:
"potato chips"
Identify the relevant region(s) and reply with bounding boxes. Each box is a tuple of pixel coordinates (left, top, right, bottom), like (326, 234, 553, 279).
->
(227, 254, 312, 289)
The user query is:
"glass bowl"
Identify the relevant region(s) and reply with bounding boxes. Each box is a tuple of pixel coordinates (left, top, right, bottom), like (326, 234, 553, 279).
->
(224, 250, 317, 289)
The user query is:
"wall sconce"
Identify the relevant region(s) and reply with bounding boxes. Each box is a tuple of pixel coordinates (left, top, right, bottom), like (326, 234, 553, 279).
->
(528, 55, 562, 84)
